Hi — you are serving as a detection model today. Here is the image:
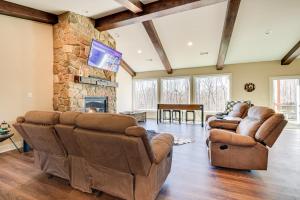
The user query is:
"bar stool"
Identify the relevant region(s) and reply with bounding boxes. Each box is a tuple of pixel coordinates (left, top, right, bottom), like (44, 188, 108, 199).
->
(172, 110, 182, 124)
(163, 110, 171, 123)
(186, 110, 195, 124)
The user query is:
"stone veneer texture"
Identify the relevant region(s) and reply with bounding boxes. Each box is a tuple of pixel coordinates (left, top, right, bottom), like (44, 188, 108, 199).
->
(53, 12, 117, 112)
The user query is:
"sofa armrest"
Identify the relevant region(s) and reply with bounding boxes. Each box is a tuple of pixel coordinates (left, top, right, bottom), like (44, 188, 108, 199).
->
(208, 116, 241, 130)
(209, 129, 256, 147)
(16, 116, 25, 123)
(151, 133, 174, 164)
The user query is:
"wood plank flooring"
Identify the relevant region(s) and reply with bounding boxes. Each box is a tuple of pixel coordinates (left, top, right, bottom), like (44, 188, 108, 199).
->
(0, 120, 299, 200)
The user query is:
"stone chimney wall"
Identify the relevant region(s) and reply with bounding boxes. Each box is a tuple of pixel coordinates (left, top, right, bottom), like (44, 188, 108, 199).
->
(53, 12, 117, 112)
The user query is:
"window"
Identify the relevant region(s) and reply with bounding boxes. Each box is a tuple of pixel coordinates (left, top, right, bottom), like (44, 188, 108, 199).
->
(161, 77, 190, 104)
(133, 79, 158, 111)
(194, 75, 230, 112)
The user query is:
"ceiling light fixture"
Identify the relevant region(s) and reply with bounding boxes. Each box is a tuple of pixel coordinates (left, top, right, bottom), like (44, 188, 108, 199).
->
(264, 29, 272, 36)
(200, 52, 208, 55)
(114, 33, 120, 38)
(187, 41, 193, 47)
(137, 49, 142, 54)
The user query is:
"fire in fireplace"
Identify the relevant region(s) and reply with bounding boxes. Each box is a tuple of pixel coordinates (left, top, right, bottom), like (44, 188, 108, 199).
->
(84, 96, 108, 113)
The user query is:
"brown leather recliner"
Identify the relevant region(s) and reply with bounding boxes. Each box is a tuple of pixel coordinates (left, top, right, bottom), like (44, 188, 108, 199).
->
(74, 113, 174, 200)
(207, 103, 250, 130)
(54, 111, 92, 193)
(13, 111, 69, 180)
(207, 106, 287, 170)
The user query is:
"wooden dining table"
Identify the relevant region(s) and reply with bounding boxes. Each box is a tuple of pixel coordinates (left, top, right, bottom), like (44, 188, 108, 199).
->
(157, 104, 204, 127)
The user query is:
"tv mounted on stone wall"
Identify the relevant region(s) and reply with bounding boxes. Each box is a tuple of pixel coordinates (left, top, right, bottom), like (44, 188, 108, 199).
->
(87, 39, 122, 72)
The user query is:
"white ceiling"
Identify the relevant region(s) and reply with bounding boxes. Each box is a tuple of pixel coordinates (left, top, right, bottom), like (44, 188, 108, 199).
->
(5, 0, 159, 18)
(5, 0, 300, 72)
(152, 2, 227, 69)
(5, 0, 125, 18)
(110, 1, 227, 71)
(226, 0, 300, 64)
(111, 0, 300, 72)
(110, 23, 164, 72)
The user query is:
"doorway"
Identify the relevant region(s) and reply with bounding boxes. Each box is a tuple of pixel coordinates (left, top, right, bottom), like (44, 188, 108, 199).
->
(271, 77, 300, 125)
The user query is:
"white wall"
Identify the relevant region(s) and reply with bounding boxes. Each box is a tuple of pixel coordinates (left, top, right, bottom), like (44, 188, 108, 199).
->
(116, 67, 133, 112)
(0, 15, 53, 151)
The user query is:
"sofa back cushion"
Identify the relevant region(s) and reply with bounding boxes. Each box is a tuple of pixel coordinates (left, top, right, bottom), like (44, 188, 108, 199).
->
(237, 106, 275, 137)
(74, 113, 151, 176)
(255, 114, 287, 147)
(21, 111, 65, 156)
(228, 103, 250, 118)
(75, 128, 151, 176)
(55, 111, 82, 156)
(75, 113, 138, 133)
(24, 111, 60, 125)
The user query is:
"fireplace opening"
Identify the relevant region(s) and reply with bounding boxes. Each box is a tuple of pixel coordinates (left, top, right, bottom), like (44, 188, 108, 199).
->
(84, 96, 108, 113)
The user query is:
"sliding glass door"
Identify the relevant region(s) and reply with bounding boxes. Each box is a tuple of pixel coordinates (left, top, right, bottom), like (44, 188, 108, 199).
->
(271, 77, 300, 124)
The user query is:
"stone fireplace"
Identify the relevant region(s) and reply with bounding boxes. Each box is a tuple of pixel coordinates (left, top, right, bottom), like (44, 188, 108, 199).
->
(53, 12, 117, 113)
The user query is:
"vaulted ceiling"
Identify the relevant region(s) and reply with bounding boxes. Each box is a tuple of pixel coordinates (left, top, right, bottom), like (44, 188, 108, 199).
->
(2, 0, 300, 74)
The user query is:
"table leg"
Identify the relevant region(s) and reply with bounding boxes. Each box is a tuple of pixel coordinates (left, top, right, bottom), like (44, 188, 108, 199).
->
(157, 109, 159, 124)
(9, 138, 21, 153)
(201, 107, 204, 127)
(160, 109, 162, 123)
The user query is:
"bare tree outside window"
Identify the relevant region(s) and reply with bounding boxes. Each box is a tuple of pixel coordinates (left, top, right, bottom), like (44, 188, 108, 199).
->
(194, 75, 230, 112)
(161, 77, 190, 104)
(133, 79, 158, 111)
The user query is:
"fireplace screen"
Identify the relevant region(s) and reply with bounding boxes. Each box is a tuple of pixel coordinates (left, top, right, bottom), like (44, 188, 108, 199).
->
(84, 96, 108, 113)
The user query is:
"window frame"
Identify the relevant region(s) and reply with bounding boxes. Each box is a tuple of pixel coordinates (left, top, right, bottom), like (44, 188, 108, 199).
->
(193, 73, 232, 113)
(132, 78, 159, 111)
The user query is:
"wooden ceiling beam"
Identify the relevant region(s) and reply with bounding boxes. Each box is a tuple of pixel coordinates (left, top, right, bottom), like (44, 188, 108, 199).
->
(281, 40, 300, 65)
(120, 59, 136, 76)
(95, 0, 226, 31)
(216, 0, 241, 70)
(0, 0, 58, 24)
(143, 20, 172, 74)
(113, 0, 143, 13)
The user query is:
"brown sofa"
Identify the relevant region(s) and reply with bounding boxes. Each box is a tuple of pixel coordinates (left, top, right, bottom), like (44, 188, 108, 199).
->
(206, 103, 250, 130)
(14, 111, 174, 200)
(207, 106, 287, 170)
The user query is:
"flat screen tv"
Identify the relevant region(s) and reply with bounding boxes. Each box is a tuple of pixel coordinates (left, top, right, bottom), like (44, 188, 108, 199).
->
(87, 39, 122, 72)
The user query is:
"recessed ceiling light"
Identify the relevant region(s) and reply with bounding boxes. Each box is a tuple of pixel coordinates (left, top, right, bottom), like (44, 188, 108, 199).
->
(264, 29, 272, 36)
(187, 41, 193, 47)
(137, 49, 142, 54)
(114, 33, 120, 38)
(200, 52, 208, 55)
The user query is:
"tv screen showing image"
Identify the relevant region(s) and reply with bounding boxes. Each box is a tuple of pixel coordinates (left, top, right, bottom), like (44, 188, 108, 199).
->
(87, 39, 122, 72)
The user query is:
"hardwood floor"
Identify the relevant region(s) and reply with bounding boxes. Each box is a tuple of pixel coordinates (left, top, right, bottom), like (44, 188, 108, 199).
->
(0, 120, 299, 200)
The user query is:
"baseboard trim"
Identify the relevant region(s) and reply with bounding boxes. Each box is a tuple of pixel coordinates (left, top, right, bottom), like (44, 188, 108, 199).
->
(0, 140, 23, 153)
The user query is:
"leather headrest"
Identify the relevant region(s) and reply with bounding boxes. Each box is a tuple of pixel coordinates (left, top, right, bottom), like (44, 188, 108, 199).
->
(59, 111, 81, 125)
(24, 111, 60, 125)
(232, 103, 249, 112)
(247, 106, 275, 121)
(75, 113, 138, 133)
(255, 113, 285, 144)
